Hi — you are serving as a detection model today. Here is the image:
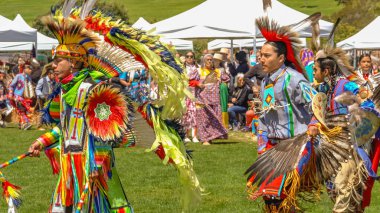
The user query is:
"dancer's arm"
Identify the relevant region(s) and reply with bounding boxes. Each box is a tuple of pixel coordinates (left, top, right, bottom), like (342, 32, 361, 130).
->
(28, 126, 60, 157)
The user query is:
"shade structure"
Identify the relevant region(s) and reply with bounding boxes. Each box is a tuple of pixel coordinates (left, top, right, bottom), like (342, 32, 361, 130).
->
(153, 0, 333, 39)
(0, 14, 57, 51)
(337, 16, 380, 50)
(0, 14, 37, 43)
(132, 17, 193, 50)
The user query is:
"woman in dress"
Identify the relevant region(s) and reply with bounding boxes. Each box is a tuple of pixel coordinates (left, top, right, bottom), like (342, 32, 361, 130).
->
(196, 54, 228, 145)
(182, 51, 200, 143)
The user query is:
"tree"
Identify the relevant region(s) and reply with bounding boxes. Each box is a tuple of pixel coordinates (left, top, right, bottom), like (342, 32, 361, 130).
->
(32, 0, 129, 37)
(330, 0, 380, 42)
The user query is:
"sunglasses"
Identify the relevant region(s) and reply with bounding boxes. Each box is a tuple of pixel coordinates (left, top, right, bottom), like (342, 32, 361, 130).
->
(185, 55, 194, 58)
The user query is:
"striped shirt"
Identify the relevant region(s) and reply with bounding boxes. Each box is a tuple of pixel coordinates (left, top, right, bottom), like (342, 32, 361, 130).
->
(259, 65, 315, 140)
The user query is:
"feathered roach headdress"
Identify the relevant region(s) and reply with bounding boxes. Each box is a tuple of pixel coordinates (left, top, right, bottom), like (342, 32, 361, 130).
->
(315, 46, 355, 76)
(314, 18, 362, 82)
(42, 16, 100, 67)
(41, 0, 101, 67)
(257, 12, 323, 77)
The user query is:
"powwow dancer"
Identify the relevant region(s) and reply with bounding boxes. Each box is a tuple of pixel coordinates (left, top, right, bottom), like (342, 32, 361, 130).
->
(308, 45, 380, 212)
(8, 64, 35, 130)
(245, 15, 379, 213)
(306, 21, 380, 211)
(0, 68, 13, 127)
(244, 14, 320, 211)
(24, 1, 201, 212)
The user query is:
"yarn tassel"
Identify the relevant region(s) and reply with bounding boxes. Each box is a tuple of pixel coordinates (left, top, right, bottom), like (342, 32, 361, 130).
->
(44, 144, 61, 175)
(278, 170, 301, 212)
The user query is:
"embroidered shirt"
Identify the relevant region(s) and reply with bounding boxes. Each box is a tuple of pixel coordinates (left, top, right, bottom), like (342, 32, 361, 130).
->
(259, 65, 315, 140)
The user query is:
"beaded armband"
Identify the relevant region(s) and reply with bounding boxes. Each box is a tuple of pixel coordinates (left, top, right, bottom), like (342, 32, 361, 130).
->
(36, 126, 60, 147)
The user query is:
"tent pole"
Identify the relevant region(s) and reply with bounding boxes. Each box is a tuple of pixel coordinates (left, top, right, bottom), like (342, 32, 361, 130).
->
(353, 48, 357, 68)
(230, 39, 234, 63)
(253, 20, 257, 55)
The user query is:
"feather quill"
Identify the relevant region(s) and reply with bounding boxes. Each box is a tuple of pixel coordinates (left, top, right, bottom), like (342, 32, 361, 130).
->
(327, 18, 341, 47)
(62, 0, 77, 18)
(80, 0, 97, 20)
(288, 12, 321, 32)
(263, 0, 272, 12)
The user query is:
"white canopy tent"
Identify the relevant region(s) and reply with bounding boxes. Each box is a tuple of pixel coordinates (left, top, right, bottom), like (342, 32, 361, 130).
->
(12, 14, 58, 51)
(153, 0, 333, 39)
(132, 17, 193, 50)
(208, 38, 307, 50)
(132, 17, 154, 31)
(0, 14, 37, 54)
(0, 14, 58, 52)
(337, 16, 380, 50)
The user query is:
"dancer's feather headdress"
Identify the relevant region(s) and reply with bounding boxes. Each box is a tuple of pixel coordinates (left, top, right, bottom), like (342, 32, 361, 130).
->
(256, 13, 321, 76)
(314, 18, 361, 82)
(42, 16, 100, 67)
(43, 0, 188, 119)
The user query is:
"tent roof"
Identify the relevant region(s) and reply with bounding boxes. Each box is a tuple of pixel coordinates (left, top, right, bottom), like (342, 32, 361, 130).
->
(0, 14, 37, 43)
(154, 0, 333, 39)
(0, 14, 57, 51)
(132, 17, 193, 50)
(337, 16, 380, 50)
(132, 17, 154, 31)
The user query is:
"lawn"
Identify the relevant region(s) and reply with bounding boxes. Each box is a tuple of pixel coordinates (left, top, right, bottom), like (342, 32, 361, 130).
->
(0, 0, 341, 26)
(0, 126, 379, 212)
(0, 0, 205, 24)
(279, 0, 343, 17)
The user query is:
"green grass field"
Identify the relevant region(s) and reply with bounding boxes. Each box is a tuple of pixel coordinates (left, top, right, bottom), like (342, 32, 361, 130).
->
(0, 0, 205, 24)
(0, 0, 341, 25)
(0, 126, 379, 212)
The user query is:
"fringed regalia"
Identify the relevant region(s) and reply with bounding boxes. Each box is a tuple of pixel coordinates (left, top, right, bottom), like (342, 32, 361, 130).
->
(22, 1, 202, 212)
(243, 13, 369, 212)
(245, 14, 322, 212)
(8, 73, 34, 128)
(313, 47, 380, 212)
(245, 17, 380, 211)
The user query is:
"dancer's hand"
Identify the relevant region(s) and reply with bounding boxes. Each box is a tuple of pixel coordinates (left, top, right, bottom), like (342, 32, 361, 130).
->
(89, 170, 99, 183)
(307, 125, 319, 137)
(28, 141, 43, 157)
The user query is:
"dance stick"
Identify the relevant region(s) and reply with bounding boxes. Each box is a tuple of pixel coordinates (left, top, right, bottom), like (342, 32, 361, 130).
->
(0, 152, 31, 169)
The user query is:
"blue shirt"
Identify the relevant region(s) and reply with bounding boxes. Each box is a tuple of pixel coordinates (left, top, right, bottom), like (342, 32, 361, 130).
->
(259, 65, 315, 139)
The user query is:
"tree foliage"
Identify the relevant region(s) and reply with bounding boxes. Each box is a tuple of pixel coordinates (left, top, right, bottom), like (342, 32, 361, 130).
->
(32, 0, 129, 37)
(331, 0, 380, 42)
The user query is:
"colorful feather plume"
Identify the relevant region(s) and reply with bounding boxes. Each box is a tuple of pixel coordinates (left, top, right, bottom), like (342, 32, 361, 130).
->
(0, 172, 22, 208)
(256, 16, 304, 74)
(107, 28, 189, 120)
(88, 55, 122, 78)
(84, 84, 133, 142)
(41, 16, 100, 55)
(146, 107, 202, 212)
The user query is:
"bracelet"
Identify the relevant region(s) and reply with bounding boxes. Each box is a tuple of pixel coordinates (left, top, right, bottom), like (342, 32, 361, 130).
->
(36, 138, 44, 148)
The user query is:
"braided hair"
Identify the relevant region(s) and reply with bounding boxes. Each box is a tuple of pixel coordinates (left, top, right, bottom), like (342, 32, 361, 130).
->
(316, 57, 340, 95)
